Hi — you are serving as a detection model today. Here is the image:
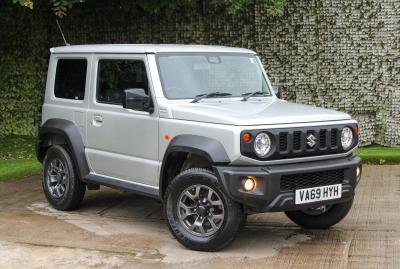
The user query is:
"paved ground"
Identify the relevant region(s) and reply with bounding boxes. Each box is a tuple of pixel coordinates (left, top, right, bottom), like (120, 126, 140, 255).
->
(0, 165, 399, 269)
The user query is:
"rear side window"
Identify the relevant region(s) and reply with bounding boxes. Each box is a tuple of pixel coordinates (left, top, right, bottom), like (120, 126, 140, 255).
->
(54, 59, 87, 100)
(97, 59, 148, 105)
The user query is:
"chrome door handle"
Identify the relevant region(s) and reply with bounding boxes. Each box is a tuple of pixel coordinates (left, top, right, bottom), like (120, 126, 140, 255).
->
(92, 115, 103, 126)
(93, 115, 103, 122)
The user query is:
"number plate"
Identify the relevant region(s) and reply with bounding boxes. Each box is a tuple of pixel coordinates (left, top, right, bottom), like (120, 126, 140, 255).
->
(295, 184, 342, 205)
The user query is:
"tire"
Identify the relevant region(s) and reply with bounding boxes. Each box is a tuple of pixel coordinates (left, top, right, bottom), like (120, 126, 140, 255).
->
(42, 145, 86, 211)
(285, 199, 354, 229)
(239, 212, 248, 230)
(164, 168, 244, 251)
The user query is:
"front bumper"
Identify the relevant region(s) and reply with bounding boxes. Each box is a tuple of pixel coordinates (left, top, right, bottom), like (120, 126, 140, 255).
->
(213, 155, 362, 212)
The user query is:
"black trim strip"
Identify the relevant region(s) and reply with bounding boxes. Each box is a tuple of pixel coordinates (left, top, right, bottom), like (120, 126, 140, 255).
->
(159, 135, 230, 197)
(85, 173, 159, 199)
(37, 119, 90, 180)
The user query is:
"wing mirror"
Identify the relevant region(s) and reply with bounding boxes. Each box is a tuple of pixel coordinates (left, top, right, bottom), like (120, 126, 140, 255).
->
(122, 88, 154, 113)
(272, 85, 282, 99)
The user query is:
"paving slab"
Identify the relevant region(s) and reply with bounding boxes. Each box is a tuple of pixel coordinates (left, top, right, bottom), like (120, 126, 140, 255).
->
(0, 165, 399, 268)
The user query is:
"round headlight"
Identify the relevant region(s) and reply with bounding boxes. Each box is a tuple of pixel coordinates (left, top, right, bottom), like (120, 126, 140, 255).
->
(254, 132, 272, 157)
(341, 127, 353, 150)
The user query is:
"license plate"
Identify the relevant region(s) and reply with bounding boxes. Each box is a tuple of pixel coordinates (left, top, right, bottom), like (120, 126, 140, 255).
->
(295, 184, 342, 205)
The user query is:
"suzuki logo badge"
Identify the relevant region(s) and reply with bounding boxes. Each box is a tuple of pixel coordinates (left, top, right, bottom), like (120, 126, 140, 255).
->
(306, 133, 317, 148)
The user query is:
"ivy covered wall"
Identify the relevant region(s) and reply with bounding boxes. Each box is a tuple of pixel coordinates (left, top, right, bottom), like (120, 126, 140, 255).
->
(0, 2, 49, 136)
(1, 0, 399, 146)
(253, 1, 400, 146)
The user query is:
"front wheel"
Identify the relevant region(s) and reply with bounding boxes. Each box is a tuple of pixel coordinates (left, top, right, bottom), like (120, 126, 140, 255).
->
(285, 199, 354, 229)
(164, 168, 244, 251)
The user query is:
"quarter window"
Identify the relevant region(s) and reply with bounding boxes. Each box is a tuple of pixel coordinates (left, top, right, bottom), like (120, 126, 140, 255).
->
(54, 59, 87, 100)
(97, 59, 149, 105)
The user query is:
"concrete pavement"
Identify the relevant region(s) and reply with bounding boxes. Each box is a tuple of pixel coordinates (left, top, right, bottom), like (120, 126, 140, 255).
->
(0, 165, 399, 268)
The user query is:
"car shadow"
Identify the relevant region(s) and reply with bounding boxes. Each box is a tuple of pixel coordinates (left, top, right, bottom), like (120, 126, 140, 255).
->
(76, 187, 316, 255)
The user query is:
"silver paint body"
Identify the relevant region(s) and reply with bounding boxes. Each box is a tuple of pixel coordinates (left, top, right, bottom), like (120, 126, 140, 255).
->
(42, 44, 358, 191)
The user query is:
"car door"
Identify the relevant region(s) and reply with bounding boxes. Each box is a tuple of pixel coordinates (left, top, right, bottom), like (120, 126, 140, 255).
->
(86, 54, 159, 186)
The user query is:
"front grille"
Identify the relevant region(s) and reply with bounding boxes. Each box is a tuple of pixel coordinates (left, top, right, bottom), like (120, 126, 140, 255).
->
(280, 169, 345, 191)
(279, 132, 288, 151)
(331, 128, 339, 148)
(319, 129, 327, 148)
(293, 131, 301, 151)
(274, 126, 344, 159)
(240, 124, 358, 161)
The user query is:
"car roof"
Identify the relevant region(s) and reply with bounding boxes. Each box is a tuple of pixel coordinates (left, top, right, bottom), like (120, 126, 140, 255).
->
(50, 44, 256, 54)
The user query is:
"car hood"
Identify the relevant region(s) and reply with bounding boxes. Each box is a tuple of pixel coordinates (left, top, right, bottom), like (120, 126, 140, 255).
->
(170, 99, 351, 126)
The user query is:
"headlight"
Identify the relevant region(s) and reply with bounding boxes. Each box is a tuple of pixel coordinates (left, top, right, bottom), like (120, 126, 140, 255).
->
(254, 132, 271, 157)
(341, 127, 353, 150)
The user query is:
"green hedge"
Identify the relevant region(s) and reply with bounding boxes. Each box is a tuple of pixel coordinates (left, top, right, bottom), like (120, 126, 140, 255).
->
(0, 1, 48, 136)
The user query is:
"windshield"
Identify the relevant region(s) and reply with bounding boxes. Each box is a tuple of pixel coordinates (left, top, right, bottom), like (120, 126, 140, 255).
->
(156, 53, 271, 99)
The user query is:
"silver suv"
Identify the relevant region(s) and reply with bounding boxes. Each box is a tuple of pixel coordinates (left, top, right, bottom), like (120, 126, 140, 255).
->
(37, 44, 362, 251)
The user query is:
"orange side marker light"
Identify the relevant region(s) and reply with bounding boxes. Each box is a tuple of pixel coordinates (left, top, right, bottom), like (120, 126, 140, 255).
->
(164, 135, 171, 141)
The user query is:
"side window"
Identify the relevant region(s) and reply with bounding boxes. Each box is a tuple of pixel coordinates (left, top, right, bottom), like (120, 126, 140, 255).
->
(54, 59, 87, 100)
(97, 59, 149, 105)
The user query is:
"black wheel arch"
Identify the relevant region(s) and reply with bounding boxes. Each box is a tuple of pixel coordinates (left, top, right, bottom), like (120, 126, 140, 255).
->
(37, 119, 90, 181)
(159, 135, 230, 199)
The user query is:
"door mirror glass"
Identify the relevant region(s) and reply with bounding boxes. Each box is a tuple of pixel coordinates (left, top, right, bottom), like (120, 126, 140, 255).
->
(272, 85, 282, 99)
(122, 88, 154, 113)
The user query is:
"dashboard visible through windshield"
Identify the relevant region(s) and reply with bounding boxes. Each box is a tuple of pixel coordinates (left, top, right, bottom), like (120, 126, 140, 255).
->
(156, 53, 271, 100)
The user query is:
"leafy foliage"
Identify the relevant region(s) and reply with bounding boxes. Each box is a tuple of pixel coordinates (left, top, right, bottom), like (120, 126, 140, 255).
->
(262, 0, 286, 16)
(211, 0, 286, 15)
(0, 2, 47, 136)
(12, 0, 33, 9)
(50, 0, 85, 17)
(13, 0, 287, 17)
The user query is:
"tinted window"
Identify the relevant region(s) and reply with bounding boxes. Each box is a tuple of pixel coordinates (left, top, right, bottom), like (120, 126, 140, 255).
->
(54, 59, 87, 100)
(97, 60, 148, 105)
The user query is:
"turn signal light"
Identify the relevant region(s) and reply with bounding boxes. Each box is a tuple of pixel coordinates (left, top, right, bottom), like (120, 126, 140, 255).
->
(353, 126, 360, 135)
(242, 177, 256, 192)
(242, 133, 252, 143)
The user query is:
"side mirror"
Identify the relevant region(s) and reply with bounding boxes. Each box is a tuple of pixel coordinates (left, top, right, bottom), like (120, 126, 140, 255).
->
(272, 85, 282, 99)
(122, 88, 154, 113)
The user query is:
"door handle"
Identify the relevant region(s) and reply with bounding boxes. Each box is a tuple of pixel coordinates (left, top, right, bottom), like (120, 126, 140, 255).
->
(93, 115, 103, 122)
(92, 115, 103, 126)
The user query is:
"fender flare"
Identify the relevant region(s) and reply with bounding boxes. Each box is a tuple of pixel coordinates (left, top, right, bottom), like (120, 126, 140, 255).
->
(159, 135, 230, 198)
(37, 119, 90, 180)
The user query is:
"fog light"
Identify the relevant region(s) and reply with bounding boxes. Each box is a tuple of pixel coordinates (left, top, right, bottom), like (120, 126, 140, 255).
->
(242, 177, 256, 192)
(356, 166, 361, 177)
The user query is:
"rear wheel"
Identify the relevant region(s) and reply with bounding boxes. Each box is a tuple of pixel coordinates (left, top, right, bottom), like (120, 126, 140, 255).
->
(164, 168, 244, 251)
(285, 199, 353, 229)
(42, 145, 86, 211)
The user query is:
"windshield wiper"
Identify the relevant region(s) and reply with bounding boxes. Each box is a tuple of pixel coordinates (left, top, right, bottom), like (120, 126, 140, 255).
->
(191, 92, 232, 103)
(241, 91, 268, 101)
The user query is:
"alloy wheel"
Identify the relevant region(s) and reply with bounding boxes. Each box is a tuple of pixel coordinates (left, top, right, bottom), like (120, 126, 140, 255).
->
(177, 184, 225, 237)
(46, 158, 68, 199)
